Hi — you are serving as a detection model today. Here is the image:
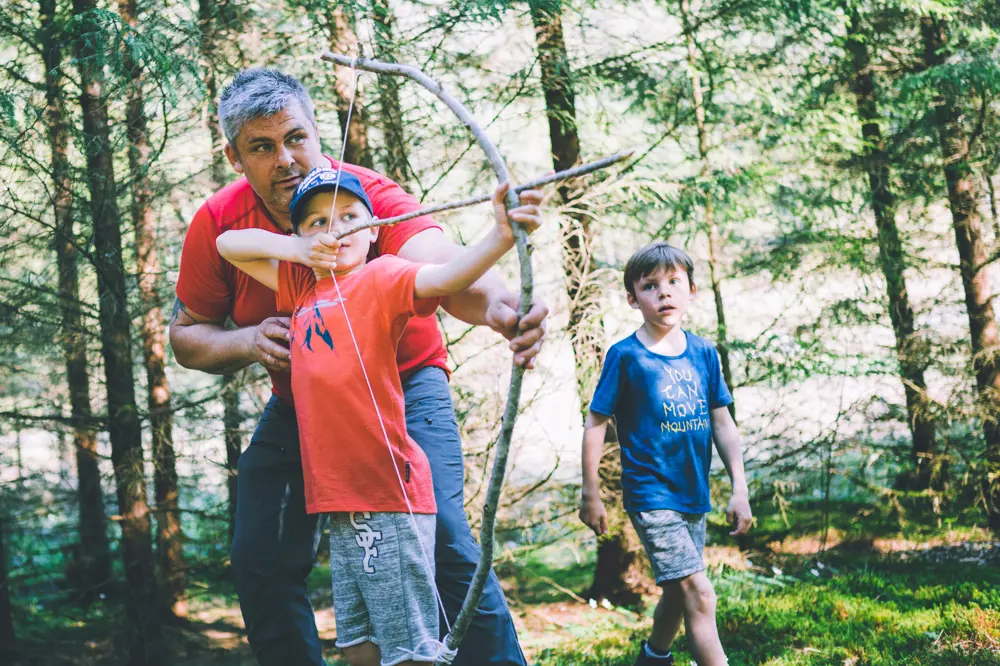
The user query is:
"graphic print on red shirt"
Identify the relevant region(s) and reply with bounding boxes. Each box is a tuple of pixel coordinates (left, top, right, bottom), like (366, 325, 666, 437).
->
(276, 256, 440, 515)
(174, 159, 449, 403)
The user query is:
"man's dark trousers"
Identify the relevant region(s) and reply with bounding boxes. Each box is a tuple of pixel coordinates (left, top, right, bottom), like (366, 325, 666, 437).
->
(230, 366, 526, 666)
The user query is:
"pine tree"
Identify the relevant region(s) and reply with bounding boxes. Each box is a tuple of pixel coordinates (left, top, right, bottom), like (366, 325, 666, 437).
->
(920, 14, 1000, 530)
(39, 0, 112, 596)
(119, 0, 184, 619)
(846, 8, 938, 489)
(529, 0, 645, 606)
(71, 0, 165, 658)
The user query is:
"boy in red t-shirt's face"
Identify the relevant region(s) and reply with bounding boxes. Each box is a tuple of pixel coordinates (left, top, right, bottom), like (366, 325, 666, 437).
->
(215, 167, 542, 666)
(295, 187, 376, 278)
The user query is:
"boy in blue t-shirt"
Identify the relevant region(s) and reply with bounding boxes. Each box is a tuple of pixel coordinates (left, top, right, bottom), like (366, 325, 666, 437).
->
(579, 241, 752, 666)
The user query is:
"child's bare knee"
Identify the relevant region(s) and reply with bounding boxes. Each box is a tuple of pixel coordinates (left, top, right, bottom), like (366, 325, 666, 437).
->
(679, 573, 716, 612)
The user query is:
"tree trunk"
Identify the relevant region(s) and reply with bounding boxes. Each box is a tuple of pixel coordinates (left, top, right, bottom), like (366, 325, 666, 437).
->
(847, 14, 939, 490)
(679, 0, 735, 419)
(222, 374, 242, 545)
(0, 511, 13, 652)
(921, 16, 1000, 531)
(119, 0, 184, 620)
(986, 170, 999, 241)
(328, 4, 373, 169)
(72, 0, 165, 660)
(199, 0, 229, 187)
(530, 0, 647, 605)
(198, 0, 243, 544)
(370, 0, 410, 188)
(40, 0, 112, 597)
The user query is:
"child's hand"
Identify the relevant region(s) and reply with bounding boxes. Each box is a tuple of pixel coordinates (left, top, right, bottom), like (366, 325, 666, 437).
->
(296, 233, 340, 276)
(579, 495, 609, 537)
(727, 494, 753, 535)
(492, 181, 543, 244)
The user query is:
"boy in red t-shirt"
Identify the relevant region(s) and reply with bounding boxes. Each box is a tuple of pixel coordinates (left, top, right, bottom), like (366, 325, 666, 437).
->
(216, 167, 541, 666)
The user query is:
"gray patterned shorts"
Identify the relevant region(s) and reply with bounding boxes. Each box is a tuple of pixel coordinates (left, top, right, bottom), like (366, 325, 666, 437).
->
(630, 509, 707, 584)
(329, 511, 441, 666)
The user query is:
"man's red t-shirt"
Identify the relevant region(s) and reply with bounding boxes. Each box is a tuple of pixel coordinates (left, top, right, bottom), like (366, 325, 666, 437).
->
(175, 160, 450, 403)
(277, 257, 438, 514)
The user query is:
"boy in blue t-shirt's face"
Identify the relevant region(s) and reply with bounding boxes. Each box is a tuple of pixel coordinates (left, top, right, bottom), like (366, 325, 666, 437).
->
(626, 254, 696, 331)
(579, 242, 752, 666)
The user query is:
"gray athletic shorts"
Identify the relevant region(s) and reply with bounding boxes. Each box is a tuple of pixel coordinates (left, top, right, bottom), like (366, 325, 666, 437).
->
(329, 511, 441, 666)
(630, 509, 707, 584)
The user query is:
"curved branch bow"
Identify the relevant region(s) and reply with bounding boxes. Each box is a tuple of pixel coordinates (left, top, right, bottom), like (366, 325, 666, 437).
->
(321, 52, 532, 659)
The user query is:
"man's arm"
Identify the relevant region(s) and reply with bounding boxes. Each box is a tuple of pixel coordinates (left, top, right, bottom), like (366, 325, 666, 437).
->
(168, 298, 291, 375)
(711, 406, 752, 535)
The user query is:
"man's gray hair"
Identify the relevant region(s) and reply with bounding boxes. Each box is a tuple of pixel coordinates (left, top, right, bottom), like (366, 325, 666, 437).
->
(218, 68, 316, 146)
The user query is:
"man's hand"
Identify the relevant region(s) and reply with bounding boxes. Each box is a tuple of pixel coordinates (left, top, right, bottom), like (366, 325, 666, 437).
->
(579, 495, 609, 537)
(726, 493, 753, 536)
(484, 295, 548, 369)
(251, 317, 292, 373)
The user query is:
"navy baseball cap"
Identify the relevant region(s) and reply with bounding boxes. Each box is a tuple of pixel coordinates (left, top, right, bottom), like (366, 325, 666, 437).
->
(289, 168, 374, 231)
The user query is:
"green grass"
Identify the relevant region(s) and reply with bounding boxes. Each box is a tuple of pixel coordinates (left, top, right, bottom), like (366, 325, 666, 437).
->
(529, 557, 1000, 665)
(8, 501, 999, 665)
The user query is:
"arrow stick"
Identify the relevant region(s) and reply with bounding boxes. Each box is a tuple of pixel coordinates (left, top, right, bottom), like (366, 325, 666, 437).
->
(331, 149, 635, 240)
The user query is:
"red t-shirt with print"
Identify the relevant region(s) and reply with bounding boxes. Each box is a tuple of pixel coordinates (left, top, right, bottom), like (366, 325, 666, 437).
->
(175, 159, 449, 404)
(277, 256, 438, 515)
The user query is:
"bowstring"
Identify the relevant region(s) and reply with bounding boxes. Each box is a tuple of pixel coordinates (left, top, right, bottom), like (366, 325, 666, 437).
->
(323, 57, 454, 640)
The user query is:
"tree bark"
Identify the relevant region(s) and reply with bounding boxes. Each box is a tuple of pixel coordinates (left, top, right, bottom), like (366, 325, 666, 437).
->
(222, 373, 242, 545)
(679, 0, 735, 419)
(847, 14, 939, 490)
(119, 0, 184, 620)
(370, 0, 411, 188)
(921, 16, 1000, 530)
(40, 0, 112, 597)
(199, 0, 229, 187)
(529, 0, 646, 605)
(328, 4, 373, 169)
(72, 0, 165, 660)
(198, 0, 244, 543)
(986, 170, 999, 241)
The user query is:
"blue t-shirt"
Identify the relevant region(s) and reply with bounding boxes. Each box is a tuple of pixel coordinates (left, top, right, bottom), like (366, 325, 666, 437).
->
(590, 330, 733, 514)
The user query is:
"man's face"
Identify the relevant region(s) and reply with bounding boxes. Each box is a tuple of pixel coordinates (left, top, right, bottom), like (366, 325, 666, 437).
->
(224, 101, 325, 222)
(626, 266, 696, 330)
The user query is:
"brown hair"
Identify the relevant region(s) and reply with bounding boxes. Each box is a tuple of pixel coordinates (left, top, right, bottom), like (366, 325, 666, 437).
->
(623, 242, 695, 297)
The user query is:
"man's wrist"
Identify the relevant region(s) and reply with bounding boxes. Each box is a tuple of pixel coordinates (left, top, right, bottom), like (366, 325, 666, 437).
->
(731, 483, 749, 499)
(240, 325, 259, 365)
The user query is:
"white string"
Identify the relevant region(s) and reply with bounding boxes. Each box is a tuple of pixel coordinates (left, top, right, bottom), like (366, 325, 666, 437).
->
(321, 62, 454, 637)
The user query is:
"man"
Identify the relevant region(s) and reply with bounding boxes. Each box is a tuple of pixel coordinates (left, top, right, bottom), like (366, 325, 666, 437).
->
(169, 69, 546, 666)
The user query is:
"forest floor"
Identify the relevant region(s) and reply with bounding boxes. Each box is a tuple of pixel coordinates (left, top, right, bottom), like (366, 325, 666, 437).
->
(8, 501, 1000, 665)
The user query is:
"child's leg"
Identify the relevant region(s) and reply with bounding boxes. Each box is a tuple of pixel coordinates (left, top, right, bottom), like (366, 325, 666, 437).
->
(649, 583, 685, 653)
(631, 510, 726, 664)
(329, 513, 380, 665)
(342, 641, 381, 666)
(677, 571, 726, 666)
(354, 512, 440, 666)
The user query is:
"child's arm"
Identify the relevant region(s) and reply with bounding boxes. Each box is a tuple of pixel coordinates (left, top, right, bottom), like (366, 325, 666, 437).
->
(579, 410, 611, 536)
(216, 229, 340, 291)
(711, 406, 752, 535)
(413, 181, 541, 299)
